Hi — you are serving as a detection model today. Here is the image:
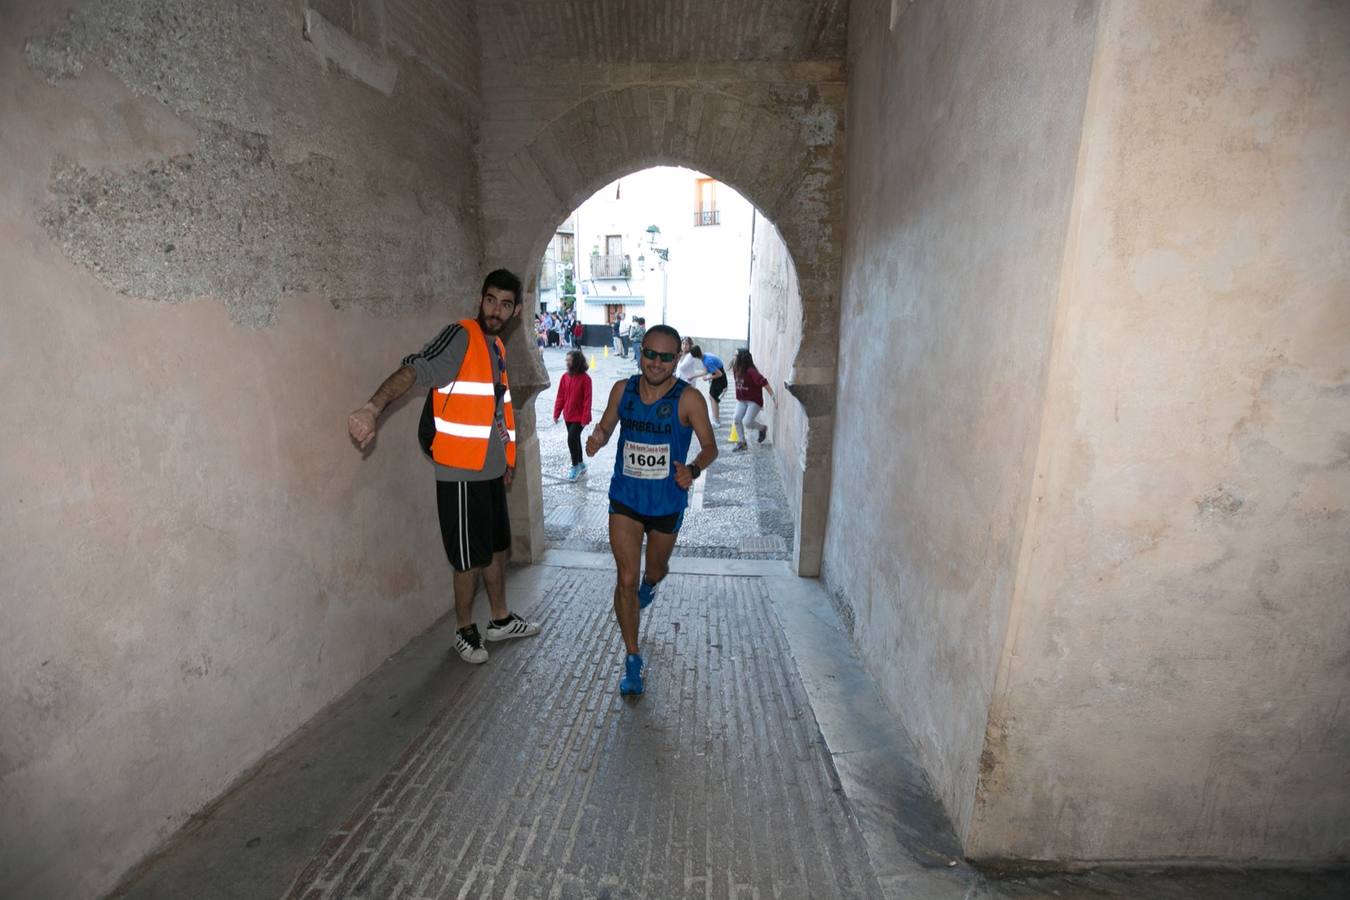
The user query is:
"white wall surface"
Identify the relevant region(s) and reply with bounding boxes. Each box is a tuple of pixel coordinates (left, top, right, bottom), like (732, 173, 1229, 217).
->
(566, 167, 754, 338)
(827, 0, 1101, 843)
(971, 0, 1350, 862)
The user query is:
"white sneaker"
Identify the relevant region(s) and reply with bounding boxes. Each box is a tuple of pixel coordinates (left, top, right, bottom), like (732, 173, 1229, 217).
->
(454, 625, 489, 664)
(485, 613, 541, 642)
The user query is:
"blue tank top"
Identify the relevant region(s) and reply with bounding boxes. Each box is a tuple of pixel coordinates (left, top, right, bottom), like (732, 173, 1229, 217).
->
(609, 376, 694, 516)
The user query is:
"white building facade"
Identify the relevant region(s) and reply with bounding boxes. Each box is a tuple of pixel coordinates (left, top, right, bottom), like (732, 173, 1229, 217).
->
(535, 214, 576, 315)
(550, 167, 756, 344)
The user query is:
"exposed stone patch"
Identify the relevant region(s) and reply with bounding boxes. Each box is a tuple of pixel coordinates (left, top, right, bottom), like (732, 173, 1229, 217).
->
(1194, 483, 1245, 520)
(23, 1, 284, 134)
(40, 123, 471, 327)
(25, 1, 480, 327)
(799, 101, 840, 147)
(975, 712, 1011, 800)
(23, 21, 93, 82)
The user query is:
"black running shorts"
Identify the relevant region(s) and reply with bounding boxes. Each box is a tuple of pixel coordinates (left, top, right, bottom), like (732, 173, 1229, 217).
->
(709, 374, 729, 402)
(437, 477, 511, 572)
(609, 497, 685, 535)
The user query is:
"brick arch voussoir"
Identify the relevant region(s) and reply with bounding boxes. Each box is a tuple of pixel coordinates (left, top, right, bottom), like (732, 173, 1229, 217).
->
(510, 84, 844, 394)
(523, 87, 806, 217)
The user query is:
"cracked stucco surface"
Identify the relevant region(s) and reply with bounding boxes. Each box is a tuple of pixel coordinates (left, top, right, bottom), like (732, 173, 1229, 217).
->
(41, 124, 470, 327)
(26, 0, 480, 326)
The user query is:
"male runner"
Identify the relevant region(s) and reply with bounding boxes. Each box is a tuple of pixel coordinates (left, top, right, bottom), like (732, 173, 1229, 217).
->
(586, 325, 718, 695)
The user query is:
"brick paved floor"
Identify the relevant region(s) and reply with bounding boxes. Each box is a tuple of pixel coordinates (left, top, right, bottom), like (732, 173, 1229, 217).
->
(284, 568, 881, 899)
(535, 345, 794, 560)
(111, 344, 1350, 900)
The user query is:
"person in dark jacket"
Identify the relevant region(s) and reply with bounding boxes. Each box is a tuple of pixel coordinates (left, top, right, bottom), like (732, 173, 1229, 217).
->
(731, 348, 776, 451)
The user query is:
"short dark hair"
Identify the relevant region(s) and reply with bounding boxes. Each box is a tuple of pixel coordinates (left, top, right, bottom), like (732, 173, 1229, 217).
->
(566, 349, 588, 374)
(481, 269, 522, 305)
(643, 324, 680, 348)
(689, 345, 703, 359)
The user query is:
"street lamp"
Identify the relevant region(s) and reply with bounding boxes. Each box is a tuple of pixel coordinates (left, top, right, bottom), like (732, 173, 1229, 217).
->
(645, 225, 670, 325)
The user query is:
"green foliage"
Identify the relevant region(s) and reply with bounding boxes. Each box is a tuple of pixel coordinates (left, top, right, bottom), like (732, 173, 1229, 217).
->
(560, 272, 576, 309)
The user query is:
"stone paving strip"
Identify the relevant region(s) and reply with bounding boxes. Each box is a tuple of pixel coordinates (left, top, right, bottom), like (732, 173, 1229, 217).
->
(284, 567, 882, 899)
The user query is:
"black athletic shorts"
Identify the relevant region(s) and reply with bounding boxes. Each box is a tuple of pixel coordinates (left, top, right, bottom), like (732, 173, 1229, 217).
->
(437, 477, 510, 572)
(609, 497, 685, 535)
(709, 374, 729, 402)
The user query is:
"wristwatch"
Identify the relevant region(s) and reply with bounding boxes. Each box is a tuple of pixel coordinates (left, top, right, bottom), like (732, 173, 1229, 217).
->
(687, 463, 702, 480)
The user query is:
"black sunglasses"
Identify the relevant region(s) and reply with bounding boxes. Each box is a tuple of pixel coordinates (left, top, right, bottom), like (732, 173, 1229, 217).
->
(641, 348, 676, 363)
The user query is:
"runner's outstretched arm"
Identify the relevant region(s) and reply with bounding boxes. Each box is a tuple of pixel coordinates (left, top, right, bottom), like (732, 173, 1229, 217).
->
(673, 387, 718, 489)
(585, 380, 627, 457)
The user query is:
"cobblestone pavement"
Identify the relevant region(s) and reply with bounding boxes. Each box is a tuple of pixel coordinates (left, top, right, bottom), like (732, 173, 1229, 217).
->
(284, 567, 882, 899)
(534, 345, 794, 560)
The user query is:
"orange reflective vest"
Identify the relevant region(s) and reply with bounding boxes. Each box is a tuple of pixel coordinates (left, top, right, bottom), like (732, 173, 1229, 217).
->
(428, 318, 516, 470)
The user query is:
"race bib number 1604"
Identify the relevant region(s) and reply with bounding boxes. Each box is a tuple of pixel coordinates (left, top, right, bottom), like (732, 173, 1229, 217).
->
(623, 441, 670, 480)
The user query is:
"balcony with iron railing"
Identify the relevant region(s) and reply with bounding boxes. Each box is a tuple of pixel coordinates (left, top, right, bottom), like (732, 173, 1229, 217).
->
(590, 253, 631, 279)
(694, 210, 720, 227)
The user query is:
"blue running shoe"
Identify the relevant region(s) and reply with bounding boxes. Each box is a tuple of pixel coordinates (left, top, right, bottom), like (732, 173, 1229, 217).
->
(638, 578, 659, 610)
(619, 653, 644, 695)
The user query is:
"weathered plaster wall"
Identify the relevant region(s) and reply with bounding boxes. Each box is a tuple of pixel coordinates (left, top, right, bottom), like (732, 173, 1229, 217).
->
(22, 0, 480, 326)
(748, 216, 824, 573)
(972, 0, 1350, 862)
(826, 0, 1100, 837)
(474, 0, 849, 572)
(0, 1, 481, 896)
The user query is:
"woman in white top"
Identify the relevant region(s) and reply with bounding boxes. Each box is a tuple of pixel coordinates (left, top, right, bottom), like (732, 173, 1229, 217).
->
(675, 340, 708, 384)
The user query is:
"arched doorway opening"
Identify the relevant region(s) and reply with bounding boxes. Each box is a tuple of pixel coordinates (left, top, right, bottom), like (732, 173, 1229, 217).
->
(526, 166, 799, 562)
(484, 84, 844, 576)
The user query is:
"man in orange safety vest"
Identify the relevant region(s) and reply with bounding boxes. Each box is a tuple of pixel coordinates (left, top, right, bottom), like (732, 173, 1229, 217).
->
(347, 269, 541, 664)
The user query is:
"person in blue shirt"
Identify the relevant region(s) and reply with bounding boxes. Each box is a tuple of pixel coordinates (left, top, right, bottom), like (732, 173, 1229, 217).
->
(699, 349, 727, 425)
(586, 325, 718, 695)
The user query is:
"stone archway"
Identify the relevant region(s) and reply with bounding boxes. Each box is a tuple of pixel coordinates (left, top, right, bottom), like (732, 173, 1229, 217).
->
(482, 80, 844, 576)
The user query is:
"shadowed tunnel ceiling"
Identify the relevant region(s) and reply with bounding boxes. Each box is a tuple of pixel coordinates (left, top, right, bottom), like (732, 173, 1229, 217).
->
(479, 0, 849, 62)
